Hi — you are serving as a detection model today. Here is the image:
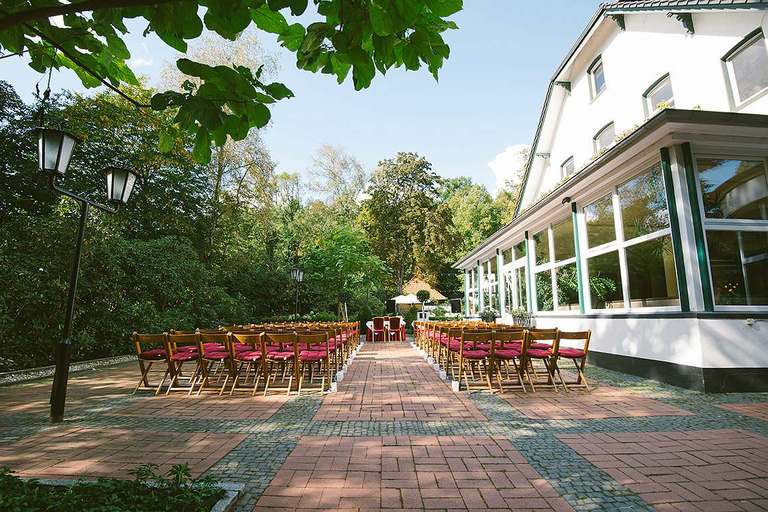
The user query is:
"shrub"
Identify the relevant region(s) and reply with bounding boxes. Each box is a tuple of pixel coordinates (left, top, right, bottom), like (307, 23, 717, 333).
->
(479, 307, 498, 323)
(404, 305, 418, 333)
(416, 289, 430, 303)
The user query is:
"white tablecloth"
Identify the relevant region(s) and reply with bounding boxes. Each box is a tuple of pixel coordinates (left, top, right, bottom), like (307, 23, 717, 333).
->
(365, 316, 405, 331)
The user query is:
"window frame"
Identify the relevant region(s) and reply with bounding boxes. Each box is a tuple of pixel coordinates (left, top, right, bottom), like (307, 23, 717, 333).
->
(560, 156, 575, 179)
(692, 152, 768, 311)
(501, 241, 528, 313)
(642, 73, 674, 118)
(530, 219, 580, 315)
(722, 28, 768, 108)
(579, 159, 680, 313)
(593, 122, 616, 154)
(588, 55, 606, 100)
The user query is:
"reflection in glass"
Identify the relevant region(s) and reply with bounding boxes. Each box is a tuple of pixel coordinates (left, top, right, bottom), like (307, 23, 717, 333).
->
(534, 230, 549, 265)
(647, 77, 674, 111)
(587, 251, 623, 309)
(594, 122, 615, 152)
(697, 159, 768, 220)
(729, 35, 768, 102)
(585, 194, 616, 248)
(502, 248, 513, 264)
(536, 271, 553, 311)
(706, 230, 768, 305)
(618, 164, 669, 239)
(516, 267, 528, 310)
(514, 240, 527, 260)
(504, 272, 513, 314)
(556, 263, 580, 310)
(626, 236, 679, 307)
(552, 217, 575, 262)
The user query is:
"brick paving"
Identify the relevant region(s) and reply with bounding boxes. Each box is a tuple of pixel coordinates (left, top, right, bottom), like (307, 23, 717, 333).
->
(0, 339, 766, 512)
(718, 402, 768, 422)
(500, 386, 693, 420)
(315, 342, 486, 422)
(560, 430, 768, 511)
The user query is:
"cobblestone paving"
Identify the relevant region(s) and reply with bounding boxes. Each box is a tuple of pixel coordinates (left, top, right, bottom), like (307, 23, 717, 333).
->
(0, 340, 766, 511)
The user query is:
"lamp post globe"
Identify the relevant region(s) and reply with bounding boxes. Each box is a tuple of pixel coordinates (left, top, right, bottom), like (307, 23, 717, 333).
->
(106, 167, 139, 204)
(36, 127, 80, 175)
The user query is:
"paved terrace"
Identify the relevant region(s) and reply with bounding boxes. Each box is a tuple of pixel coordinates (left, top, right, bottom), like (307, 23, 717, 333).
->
(1, 341, 767, 511)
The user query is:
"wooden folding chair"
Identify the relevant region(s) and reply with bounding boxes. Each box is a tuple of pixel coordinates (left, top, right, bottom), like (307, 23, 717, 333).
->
(131, 332, 168, 395)
(552, 330, 592, 391)
(457, 331, 493, 391)
(228, 332, 265, 395)
(195, 331, 231, 395)
(263, 332, 298, 396)
(489, 329, 526, 393)
(522, 328, 560, 392)
(296, 332, 330, 395)
(164, 332, 200, 394)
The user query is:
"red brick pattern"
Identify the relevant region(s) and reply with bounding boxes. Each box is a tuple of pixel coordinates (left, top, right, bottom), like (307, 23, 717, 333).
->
(500, 386, 693, 419)
(113, 394, 289, 420)
(0, 427, 247, 479)
(559, 429, 768, 511)
(254, 435, 573, 511)
(315, 342, 486, 421)
(718, 402, 768, 422)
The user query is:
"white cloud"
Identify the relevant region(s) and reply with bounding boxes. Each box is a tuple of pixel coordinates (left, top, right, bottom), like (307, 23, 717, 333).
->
(488, 144, 530, 194)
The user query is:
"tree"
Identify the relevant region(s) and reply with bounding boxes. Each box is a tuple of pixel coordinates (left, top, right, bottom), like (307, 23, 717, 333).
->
(359, 152, 454, 291)
(416, 289, 430, 303)
(442, 179, 501, 257)
(0, 0, 463, 162)
(309, 144, 367, 218)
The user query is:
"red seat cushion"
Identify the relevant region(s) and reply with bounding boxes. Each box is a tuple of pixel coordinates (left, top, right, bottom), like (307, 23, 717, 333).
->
(494, 348, 521, 359)
(203, 351, 229, 360)
(462, 350, 489, 360)
(177, 345, 198, 352)
(203, 343, 225, 351)
(236, 351, 262, 362)
(268, 351, 295, 361)
(139, 348, 166, 360)
(527, 348, 552, 359)
(558, 348, 586, 358)
(171, 351, 197, 362)
(299, 351, 325, 362)
(530, 342, 551, 350)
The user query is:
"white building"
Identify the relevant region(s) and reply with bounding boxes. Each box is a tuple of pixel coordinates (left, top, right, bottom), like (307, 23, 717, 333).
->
(455, 0, 768, 392)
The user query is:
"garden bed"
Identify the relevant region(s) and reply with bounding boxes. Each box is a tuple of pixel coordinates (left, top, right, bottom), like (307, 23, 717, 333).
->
(1, 465, 243, 512)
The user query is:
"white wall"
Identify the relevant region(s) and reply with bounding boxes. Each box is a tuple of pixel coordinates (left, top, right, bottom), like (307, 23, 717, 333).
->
(522, 9, 768, 209)
(500, 313, 768, 369)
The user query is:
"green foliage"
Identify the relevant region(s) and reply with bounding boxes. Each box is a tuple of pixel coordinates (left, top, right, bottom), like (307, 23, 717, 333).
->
(0, 0, 463, 163)
(416, 289, 430, 303)
(0, 464, 224, 512)
(479, 306, 497, 323)
(404, 305, 418, 332)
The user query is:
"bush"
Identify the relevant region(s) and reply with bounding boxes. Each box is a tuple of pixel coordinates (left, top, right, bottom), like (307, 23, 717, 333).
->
(404, 305, 417, 333)
(416, 289, 430, 303)
(0, 464, 224, 512)
(479, 307, 498, 323)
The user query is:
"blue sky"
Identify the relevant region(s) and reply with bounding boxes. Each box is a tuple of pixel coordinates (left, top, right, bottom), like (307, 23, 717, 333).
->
(3, 1, 602, 193)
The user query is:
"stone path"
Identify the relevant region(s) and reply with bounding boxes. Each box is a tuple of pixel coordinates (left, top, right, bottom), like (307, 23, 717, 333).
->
(0, 340, 767, 511)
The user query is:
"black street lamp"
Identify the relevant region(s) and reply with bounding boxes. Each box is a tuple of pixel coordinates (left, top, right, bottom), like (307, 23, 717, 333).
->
(36, 127, 139, 423)
(291, 267, 304, 316)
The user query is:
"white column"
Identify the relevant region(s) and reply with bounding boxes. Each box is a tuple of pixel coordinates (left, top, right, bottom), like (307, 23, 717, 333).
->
(497, 249, 505, 316)
(477, 261, 485, 310)
(463, 269, 470, 316)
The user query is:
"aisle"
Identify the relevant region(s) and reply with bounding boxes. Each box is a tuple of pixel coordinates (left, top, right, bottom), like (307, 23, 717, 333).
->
(314, 341, 486, 422)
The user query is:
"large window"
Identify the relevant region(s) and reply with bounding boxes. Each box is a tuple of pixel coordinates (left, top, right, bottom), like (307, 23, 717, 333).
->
(532, 217, 579, 313)
(588, 56, 606, 99)
(467, 269, 477, 315)
(696, 158, 768, 220)
(582, 162, 679, 310)
(482, 258, 497, 310)
(696, 155, 768, 307)
(502, 240, 528, 314)
(593, 122, 615, 153)
(644, 74, 674, 116)
(724, 30, 768, 105)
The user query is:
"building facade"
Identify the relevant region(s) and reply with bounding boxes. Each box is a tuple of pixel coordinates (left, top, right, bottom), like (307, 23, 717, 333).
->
(455, 0, 768, 392)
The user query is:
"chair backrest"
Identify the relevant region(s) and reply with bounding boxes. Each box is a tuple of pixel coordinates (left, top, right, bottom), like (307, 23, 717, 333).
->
(297, 332, 328, 353)
(263, 332, 297, 353)
(525, 328, 559, 353)
(461, 331, 493, 352)
(373, 317, 385, 329)
(166, 332, 198, 353)
(492, 329, 525, 349)
(229, 332, 263, 358)
(557, 330, 591, 353)
(132, 332, 166, 355)
(388, 317, 401, 329)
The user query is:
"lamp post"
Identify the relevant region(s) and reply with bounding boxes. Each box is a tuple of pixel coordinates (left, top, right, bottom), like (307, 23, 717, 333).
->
(36, 127, 139, 423)
(290, 267, 304, 316)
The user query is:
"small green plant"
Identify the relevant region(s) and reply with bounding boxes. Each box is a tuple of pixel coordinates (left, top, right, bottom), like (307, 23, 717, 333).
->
(404, 305, 418, 332)
(431, 306, 447, 319)
(510, 308, 534, 328)
(0, 464, 225, 512)
(479, 307, 498, 323)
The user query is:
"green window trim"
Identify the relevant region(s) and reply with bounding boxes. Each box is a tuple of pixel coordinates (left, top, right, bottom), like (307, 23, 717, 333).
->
(681, 143, 715, 312)
(660, 148, 691, 312)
